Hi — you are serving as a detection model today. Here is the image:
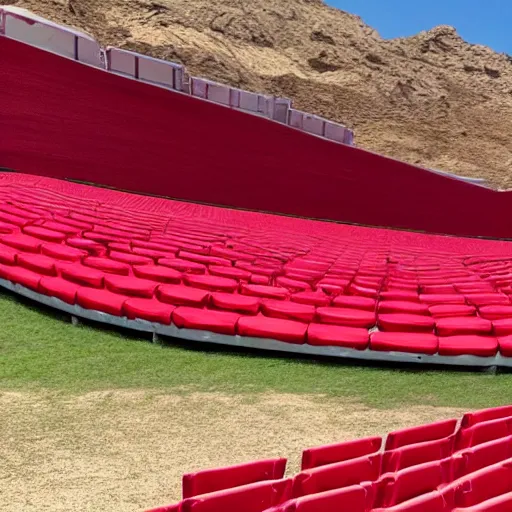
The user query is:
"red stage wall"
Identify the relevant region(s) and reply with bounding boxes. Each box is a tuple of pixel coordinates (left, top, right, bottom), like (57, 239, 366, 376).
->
(1, 37, 510, 238)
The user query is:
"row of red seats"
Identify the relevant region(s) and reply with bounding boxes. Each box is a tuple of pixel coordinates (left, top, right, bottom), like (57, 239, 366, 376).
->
(146, 406, 512, 512)
(3, 176, 512, 359)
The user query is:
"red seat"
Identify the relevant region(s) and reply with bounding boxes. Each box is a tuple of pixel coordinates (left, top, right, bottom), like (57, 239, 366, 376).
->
(0, 264, 42, 290)
(184, 274, 238, 293)
(109, 250, 153, 266)
(66, 237, 105, 256)
(462, 406, 512, 428)
(83, 256, 130, 276)
(262, 300, 315, 323)
(292, 454, 381, 497)
(39, 220, 82, 235)
(372, 490, 446, 512)
(385, 418, 457, 450)
(307, 323, 369, 349)
(378, 459, 452, 508)
(41, 242, 87, 262)
(276, 276, 311, 293)
(158, 285, 210, 307)
(465, 293, 510, 306)
(420, 294, 466, 305)
(479, 305, 512, 320)
(210, 292, 260, 315)
(429, 304, 476, 318)
(301, 436, 381, 470)
(173, 307, 240, 335)
(378, 301, 429, 315)
(452, 491, 512, 511)
(39, 276, 81, 305)
(159, 258, 207, 274)
(182, 458, 287, 498)
(105, 274, 158, 299)
(180, 479, 292, 512)
(60, 263, 105, 288)
(237, 316, 307, 344)
(438, 336, 498, 357)
(291, 291, 330, 307)
(332, 295, 376, 311)
(208, 265, 251, 281)
(133, 265, 182, 284)
(455, 418, 512, 450)
(378, 313, 435, 333)
(240, 284, 290, 300)
(178, 250, 231, 267)
(436, 317, 493, 337)
(493, 318, 512, 336)
(457, 436, 512, 476)
(370, 331, 438, 355)
(17, 253, 57, 276)
(123, 298, 174, 324)
(0, 243, 18, 265)
(76, 288, 129, 316)
(380, 291, 419, 302)
(316, 307, 376, 328)
(0, 233, 42, 253)
(382, 436, 454, 473)
(22, 225, 66, 243)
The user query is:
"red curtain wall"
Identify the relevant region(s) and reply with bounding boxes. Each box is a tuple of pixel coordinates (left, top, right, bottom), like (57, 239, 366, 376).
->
(1, 37, 510, 238)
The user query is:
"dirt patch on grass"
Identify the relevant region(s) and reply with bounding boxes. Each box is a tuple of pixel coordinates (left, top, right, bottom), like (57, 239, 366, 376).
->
(0, 390, 464, 511)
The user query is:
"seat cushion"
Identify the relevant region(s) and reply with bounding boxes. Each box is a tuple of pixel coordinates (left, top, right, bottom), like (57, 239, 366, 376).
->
(105, 275, 158, 298)
(158, 284, 210, 307)
(307, 323, 369, 350)
(493, 318, 512, 336)
(158, 258, 207, 274)
(0, 243, 19, 265)
(0, 233, 42, 253)
(0, 264, 42, 290)
(438, 335, 498, 357)
(66, 237, 106, 256)
(370, 331, 438, 355)
(210, 292, 260, 315)
(109, 250, 153, 266)
(291, 291, 331, 307)
(237, 316, 307, 344)
(436, 317, 492, 336)
(478, 305, 512, 320)
(275, 276, 311, 293)
(378, 300, 429, 315)
(132, 265, 182, 284)
(428, 304, 476, 318)
(419, 294, 466, 305)
(39, 276, 81, 305)
(184, 274, 238, 293)
(83, 256, 131, 275)
(41, 242, 87, 262)
(22, 225, 66, 243)
(60, 263, 105, 288)
(240, 283, 290, 300)
(380, 290, 420, 302)
(332, 295, 376, 311)
(123, 298, 174, 324)
(316, 307, 376, 328)
(498, 335, 512, 357)
(208, 265, 251, 281)
(173, 307, 240, 335)
(17, 253, 57, 276)
(378, 313, 435, 333)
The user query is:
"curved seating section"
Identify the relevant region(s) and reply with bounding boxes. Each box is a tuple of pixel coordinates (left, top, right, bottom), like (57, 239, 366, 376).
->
(2, 173, 512, 366)
(146, 406, 512, 512)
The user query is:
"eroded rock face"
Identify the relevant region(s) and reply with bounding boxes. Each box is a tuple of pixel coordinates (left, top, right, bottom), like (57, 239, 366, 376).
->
(5, 0, 512, 187)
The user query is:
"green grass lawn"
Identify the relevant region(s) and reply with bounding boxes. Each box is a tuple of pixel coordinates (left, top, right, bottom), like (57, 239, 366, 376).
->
(1, 290, 512, 409)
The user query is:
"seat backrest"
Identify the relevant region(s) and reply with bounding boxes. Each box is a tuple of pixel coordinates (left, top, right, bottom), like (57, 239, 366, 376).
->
(385, 419, 458, 451)
(292, 453, 381, 498)
(301, 436, 382, 470)
(279, 485, 369, 512)
(461, 406, 512, 428)
(452, 491, 512, 511)
(382, 435, 454, 473)
(181, 479, 293, 512)
(371, 490, 447, 512)
(182, 458, 287, 498)
(456, 436, 512, 475)
(377, 458, 452, 508)
(450, 459, 512, 508)
(455, 417, 512, 451)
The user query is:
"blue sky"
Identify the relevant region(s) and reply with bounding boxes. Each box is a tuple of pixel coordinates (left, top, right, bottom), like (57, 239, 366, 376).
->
(327, 0, 511, 54)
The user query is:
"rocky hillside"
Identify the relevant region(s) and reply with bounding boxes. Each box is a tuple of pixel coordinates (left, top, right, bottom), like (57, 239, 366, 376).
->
(4, 0, 512, 187)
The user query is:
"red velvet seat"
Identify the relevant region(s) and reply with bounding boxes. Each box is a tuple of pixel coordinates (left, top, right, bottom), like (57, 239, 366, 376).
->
(184, 274, 238, 293)
(237, 316, 307, 344)
(438, 336, 498, 357)
(133, 265, 182, 284)
(316, 307, 376, 328)
(182, 458, 287, 498)
(124, 298, 174, 324)
(370, 331, 438, 354)
(301, 436, 381, 470)
(436, 317, 493, 337)
(378, 313, 435, 333)
(332, 295, 376, 311)
(83, 256, 130, 276)
(76, 288, 129, 316)
(307, 323, 369, 349)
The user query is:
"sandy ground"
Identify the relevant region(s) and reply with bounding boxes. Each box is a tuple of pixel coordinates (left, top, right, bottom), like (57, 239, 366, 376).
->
(0, 390, 464, 511)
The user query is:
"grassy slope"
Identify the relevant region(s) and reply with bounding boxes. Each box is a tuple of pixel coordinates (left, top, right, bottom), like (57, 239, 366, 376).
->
(1, 291, 511, 409)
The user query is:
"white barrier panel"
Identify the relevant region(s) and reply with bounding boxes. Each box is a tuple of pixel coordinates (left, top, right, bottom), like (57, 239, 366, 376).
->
(324, 121, 347, 144)
(106, 47, 185, 91)
(302, 114, 325, 137)
(288, 109, 304, 129)
(0, 6, 103, 68)
(239, 90, 259, 113)
(191, 77, 208, 99)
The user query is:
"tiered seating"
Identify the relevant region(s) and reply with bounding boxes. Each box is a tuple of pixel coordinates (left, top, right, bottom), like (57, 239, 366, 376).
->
(146, 406, 512, 512)
(3, 173, 512, 365)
